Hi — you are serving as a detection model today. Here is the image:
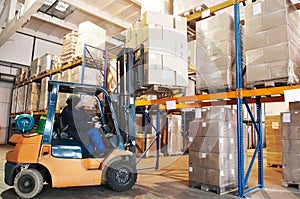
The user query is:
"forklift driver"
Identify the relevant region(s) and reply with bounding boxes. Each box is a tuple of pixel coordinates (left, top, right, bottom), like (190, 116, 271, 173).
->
(61, 95, 106, 156)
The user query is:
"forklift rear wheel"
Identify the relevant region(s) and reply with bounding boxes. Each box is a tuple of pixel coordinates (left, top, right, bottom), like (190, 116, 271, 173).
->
(107, 160, 137, 192)
(14, 169, 44, 199)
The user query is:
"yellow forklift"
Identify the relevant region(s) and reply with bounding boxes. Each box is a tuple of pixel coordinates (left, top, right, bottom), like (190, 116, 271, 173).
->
(5, 81, 137, 198)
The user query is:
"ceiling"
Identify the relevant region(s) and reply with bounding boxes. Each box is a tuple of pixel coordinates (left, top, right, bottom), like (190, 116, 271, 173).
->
(0, 0, 299, 54)
(0, 0, 142, 50)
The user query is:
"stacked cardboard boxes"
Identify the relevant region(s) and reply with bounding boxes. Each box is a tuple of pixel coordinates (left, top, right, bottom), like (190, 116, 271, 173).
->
(196, 13, 236, 93)
(38, 77, 50, 111)
(126, 11, 188, 88)
(10, 88, 18, 114)
(25, 83, 41, 112)
(245, 0, 300, 86)
(265, 115, 282, 166)
(16, 85, 27, 113)
(30, 54, 55, 78)
(141, 0, 173, 16)
(75, 21, 106, 61)
(281, 102, 300, 183)
(167, 114, 184, 155)
(61, 31, 78, 64)
(188, 107, 238, 191)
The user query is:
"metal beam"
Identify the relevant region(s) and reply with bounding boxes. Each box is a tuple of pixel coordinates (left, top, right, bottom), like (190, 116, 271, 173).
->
(61, 0, 131, 29)
(0, 0, 45, 47)
(32, 12, 78, 30)
(186, 0, 246, 21)
(129, 0, 141, 6)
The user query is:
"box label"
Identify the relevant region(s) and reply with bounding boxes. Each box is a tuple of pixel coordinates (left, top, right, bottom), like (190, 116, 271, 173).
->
(189, 167, 193, 172)
(282, 113, 291, 123)
(202, 122, 207, 127)
(272, 122, 279, 129)
(253, 3, 262, 16)
(189, 137, 194, 143)
(195, 108, 202, 118)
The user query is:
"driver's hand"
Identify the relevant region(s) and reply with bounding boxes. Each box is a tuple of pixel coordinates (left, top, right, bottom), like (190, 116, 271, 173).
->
(95, 122, 101, 129)
(92, 116, 100, 122)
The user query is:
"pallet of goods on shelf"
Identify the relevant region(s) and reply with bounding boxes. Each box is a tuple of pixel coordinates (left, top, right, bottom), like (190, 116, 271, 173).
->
(38, 77, 50, 111)
(281, 102, 300, 186)
(245, 0, 300, 88)
(187, 106, 247, 194)
(126, 11, 188, 90)
(10, 88, 18, 114)
(195, 12, 246, 94)
(25, 82, 41, 113)
(15, 85, 27, 114)
(30, 54, 57, 78)
(61, 22, 106, 65)
(265, 115, 282, 167)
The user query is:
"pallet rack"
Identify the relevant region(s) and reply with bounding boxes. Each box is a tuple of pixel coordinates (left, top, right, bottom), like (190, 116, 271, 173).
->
(135, 0, 300, 197)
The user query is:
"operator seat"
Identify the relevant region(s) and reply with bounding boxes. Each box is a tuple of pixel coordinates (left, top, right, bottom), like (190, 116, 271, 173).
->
(56, 115, 70, 139)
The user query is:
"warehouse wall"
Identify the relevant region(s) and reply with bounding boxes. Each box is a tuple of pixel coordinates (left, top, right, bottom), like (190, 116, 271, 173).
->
(0, 32, 62, 66)
(0, 82, 13, 144)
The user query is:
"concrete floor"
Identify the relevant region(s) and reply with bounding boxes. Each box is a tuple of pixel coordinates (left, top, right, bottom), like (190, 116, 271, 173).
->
(0, 145, 300, 199)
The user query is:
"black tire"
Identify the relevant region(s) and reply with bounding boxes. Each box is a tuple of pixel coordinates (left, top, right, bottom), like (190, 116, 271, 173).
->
(14, 169, 44, 199)
(107, 160, 137, 192)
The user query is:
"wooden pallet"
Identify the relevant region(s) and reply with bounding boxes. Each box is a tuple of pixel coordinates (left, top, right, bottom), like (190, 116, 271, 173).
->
(267, 163, 282, 168)
(282, 181, 300, 189)
(189, 181, 238, 195)
(247, 78, 289, 89)
(135, 84, 186, 99)
(196, 85, 233, 94)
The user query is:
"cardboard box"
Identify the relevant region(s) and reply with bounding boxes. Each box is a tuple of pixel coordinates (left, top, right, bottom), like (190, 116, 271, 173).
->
(247, 63, 271, 82)
(245, 31, 268, 51)
(174, 16, 187, 31)
(194, 120, 236, 138)
(189, 151, 203, 168)
(142, 11, 174, 29)
(281, 111, 300, 125)
(189, 137, 236, 153)
(282, 140, 300, 153)
(26, 83, 41, 112)
(38, 77, 49, 111)
(282, 152, 300, 182)
(246, 48, 264, 65)
(188, 40, 197, 68)
(267, 152, 282, 166)
(205, 168, 237, 187)
(145, 68, 176, 86)
(202, 153, 236, 170)
(189, 166, 205, 184)
(245, 17, 263, 34)
(264, 42, 291, 63)
(281, 124, 300, 140)
(39, 54, 53, 73)
(270, 60, 290, 79)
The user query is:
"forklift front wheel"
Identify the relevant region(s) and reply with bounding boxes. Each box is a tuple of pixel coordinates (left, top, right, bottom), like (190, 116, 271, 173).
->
(14, 169, 43, 199)
(107, 160, 137, 192)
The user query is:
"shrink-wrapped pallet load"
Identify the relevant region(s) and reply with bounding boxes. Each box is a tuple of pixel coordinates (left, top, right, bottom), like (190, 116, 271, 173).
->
(188, 107, 238, 194)
(126, 11, 188, 88)
(281, 102, 300, 186)
(245, 0, 300, 87)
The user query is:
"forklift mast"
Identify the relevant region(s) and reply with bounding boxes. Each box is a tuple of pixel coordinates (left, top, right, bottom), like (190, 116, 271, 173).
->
(115, 44, 145, 153)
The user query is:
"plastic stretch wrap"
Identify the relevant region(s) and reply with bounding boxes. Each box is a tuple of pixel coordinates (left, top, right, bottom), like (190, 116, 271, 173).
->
(245, 0, 300, 85)
(188, 106, 243, 188)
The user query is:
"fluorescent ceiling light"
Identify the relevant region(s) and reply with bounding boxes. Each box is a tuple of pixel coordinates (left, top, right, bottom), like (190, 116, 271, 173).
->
(55, 2, 70, 12)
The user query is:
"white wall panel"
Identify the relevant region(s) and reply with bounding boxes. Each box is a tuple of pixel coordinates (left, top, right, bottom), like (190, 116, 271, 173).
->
(0, 33, 34, 65)
(33, 38, 62, 59)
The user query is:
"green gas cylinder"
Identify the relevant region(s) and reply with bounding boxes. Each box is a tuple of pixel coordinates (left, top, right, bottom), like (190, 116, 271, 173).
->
(37, 114, 47, 134)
